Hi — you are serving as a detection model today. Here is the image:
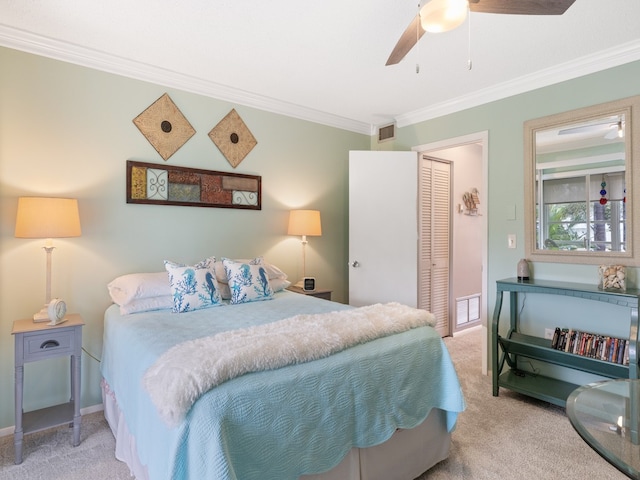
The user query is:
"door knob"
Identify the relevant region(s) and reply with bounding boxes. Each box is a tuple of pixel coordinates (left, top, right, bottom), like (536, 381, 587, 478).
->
(350, 261, 360, 268)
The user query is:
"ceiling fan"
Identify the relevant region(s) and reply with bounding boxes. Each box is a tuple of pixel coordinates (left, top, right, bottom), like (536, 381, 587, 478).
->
(386, 0, 577, 66)
(558, 118, 625, 139)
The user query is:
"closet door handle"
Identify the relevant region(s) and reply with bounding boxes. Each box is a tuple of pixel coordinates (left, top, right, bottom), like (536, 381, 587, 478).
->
(349, 261, 360, 268)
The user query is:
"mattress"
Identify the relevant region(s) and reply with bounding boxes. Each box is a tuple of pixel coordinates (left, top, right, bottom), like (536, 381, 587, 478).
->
(100, 291, 465, 480)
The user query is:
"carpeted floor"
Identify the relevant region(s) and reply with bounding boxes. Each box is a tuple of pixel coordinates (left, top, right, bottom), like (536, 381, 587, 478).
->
(420, 328, 625, 479)
(0, 409, 132, 480)
(0, 327, 627, 479)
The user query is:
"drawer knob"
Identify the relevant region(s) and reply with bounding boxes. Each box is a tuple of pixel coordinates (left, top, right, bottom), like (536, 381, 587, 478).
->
(40, 340, 60, 349)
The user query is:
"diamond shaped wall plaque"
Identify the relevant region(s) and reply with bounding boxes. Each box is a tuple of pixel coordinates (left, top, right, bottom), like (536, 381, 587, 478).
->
(208, 109, 257, 168)
(133, 93, 196, 161)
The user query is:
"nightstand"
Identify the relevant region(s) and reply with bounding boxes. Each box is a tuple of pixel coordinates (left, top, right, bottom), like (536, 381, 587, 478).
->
(287, 286, 332, 301)
(11, 314, 84, 464)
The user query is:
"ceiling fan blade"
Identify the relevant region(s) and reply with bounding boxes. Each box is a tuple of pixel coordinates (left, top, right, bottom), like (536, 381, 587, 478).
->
(386, 14, 426, 66)
(558, 121, 614, 135)
(385, 0, 576, 66)
(468, 0, 576, 15)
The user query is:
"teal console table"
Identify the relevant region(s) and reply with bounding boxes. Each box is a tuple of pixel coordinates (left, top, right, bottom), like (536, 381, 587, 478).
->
(492, 278, 639, 407)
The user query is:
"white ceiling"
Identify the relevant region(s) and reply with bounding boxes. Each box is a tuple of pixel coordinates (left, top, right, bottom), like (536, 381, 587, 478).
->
(1, 0, 640, 135)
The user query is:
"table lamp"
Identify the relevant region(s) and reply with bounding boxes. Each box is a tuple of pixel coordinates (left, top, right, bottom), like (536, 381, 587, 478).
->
(288, 209, 321, 290)
(15, 197, 82, 322)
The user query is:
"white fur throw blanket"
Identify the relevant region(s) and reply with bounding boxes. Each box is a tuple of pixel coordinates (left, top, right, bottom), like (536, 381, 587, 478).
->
(143, 302, 435, 427)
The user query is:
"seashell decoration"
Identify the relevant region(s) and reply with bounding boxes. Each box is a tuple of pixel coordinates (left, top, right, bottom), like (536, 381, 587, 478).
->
(598, 264, 626, 291)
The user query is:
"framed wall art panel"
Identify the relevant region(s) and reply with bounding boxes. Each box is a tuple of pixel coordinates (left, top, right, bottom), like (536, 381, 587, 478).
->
(126, 160, 261, 210)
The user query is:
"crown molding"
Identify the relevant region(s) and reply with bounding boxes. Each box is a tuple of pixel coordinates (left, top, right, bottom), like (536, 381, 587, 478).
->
(3, 24, 640, 136)
(395, 39, 640, 128)
(0, 25, 372, 136)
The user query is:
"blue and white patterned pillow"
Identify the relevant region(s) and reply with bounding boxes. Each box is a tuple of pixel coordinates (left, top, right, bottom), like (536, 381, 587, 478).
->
(164, 257, 223, 313)
(222, 258, 273, 304)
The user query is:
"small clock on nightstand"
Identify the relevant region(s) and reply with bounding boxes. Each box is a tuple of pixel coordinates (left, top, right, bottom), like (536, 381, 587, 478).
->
(287, 285, 332, 301)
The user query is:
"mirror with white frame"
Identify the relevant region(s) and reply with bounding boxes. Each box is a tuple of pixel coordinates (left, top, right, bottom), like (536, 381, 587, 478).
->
(524, 96, 640, 266)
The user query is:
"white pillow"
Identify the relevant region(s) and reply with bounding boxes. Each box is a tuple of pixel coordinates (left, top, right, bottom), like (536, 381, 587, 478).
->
(108, 272, 171, 306)
(263, 262, 287, 281)
(164, 257, 223, 313)
(119, 296, 173, 315)
(270, 278, 291, 292)
(222, 258, 274, 304)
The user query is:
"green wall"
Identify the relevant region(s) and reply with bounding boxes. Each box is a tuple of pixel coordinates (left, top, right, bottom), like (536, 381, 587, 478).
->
(2, 43, 639, 432)
(0, 47, 368, 430)
(391, 60, 640, 290)
(387, 60, 640, 383)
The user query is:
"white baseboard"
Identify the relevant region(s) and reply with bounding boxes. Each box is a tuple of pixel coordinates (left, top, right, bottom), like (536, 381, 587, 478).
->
(81, 403, 105, 416)
(452, 324, 482, 337)
(0, 403, 104, 438)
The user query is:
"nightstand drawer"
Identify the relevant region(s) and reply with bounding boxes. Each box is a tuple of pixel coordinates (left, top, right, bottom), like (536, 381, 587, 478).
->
(23, 329, 75, 362)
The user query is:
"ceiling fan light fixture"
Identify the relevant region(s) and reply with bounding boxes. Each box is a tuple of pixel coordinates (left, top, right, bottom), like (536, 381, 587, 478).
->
(420, 0, 468, 33)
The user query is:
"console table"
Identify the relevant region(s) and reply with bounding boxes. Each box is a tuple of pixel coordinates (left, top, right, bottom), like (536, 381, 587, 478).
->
(492, 278, 640, 407)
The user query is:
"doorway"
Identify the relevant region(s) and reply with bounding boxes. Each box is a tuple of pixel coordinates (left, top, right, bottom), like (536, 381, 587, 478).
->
(414, 131, 488, 375)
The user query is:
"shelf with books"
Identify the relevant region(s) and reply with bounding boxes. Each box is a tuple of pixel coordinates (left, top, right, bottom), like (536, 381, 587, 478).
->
(551, 328, 629, 366)
(492, 278, 639, 407)
(497, 332, 628, 380)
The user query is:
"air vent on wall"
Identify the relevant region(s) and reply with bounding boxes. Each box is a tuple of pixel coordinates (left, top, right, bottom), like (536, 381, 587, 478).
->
(456, 294, 481, 326)
(378, 123, 395, 143)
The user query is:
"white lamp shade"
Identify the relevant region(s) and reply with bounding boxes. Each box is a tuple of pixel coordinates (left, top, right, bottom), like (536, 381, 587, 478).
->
(288, 210, 322, 236)
(420, 0, 468, 33)
(15, 197, 82, 238)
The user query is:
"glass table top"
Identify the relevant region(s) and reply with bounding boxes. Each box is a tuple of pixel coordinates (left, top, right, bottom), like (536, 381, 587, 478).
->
(566, 379, 640, 479)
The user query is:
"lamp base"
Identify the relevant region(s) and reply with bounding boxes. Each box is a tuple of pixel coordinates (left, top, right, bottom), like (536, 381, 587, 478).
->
(33, 306, 50, 323)
(47, 316, 68, 326)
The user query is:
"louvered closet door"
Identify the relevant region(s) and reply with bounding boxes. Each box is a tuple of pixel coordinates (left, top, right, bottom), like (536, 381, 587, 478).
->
(419, 158, 451, 337)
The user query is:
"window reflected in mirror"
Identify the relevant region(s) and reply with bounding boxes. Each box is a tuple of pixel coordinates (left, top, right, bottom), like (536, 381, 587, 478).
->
(535, 114, 626, 252)
(524, 96, 640, 265)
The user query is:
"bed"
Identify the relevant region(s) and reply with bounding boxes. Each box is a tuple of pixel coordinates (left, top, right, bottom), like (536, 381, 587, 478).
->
(100, 258, 465, 480)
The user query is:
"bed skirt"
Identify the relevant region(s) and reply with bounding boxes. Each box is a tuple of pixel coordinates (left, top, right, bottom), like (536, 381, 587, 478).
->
(102, 380, 451, 480)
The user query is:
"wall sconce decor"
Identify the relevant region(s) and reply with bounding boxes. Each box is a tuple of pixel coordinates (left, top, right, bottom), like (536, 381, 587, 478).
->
(288, 209, 322, 290)
(15, 197, 82, 322)
(133, 93, 196, 161)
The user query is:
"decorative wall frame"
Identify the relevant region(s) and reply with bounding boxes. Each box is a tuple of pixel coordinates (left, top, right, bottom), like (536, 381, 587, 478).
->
(208, 109, 257, 168)
(133, 93, 196, 161)
(126, 160, 261, 210)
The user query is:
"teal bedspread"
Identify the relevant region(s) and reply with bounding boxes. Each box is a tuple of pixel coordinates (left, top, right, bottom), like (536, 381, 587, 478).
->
(101, 291, 465, 480)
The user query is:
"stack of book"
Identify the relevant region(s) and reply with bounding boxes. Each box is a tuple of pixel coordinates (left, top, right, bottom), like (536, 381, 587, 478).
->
(550, 327, 629, 365)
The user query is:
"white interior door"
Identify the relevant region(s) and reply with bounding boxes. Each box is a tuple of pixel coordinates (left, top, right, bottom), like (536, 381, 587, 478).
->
(348, 150, 418, 307)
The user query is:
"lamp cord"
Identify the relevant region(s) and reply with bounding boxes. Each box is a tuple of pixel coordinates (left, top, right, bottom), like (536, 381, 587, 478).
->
(83, 347, 101, 363)
(467, 3, 472, 70)
(416, 3, 421, 74)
